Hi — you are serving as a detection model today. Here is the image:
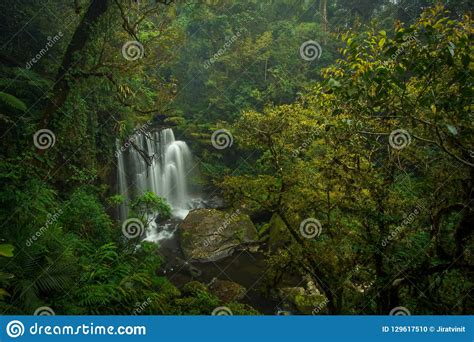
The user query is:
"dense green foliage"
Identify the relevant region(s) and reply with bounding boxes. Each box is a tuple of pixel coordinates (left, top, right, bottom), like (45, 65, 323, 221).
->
(0, 0, 472, 315)
(223, 5, 473, 313)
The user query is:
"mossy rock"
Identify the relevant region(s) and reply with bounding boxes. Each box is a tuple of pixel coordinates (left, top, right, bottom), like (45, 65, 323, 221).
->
(179, 208, 258, 262)
(182, 281, 208, 296)
(278, 287, 328, 314)
(225, 302, 260, 315)
(294, 294, 328, 315)
(278, 287, 306, 303)
(209, 279, 246, 303)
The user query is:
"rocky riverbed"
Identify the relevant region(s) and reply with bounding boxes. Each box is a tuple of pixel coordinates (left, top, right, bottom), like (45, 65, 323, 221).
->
(149, 206, 324, 315)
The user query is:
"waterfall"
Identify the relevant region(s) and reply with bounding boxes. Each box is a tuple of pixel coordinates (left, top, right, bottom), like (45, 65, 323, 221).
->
(116, 128, 197, 232)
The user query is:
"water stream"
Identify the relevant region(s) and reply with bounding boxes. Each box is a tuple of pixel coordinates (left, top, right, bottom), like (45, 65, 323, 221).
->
(116, 128, 200, 241)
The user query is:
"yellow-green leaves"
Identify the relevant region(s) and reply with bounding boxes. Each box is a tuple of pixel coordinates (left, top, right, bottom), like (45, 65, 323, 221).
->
(378, 38, 386, 49)
(0, 244, 14, 257)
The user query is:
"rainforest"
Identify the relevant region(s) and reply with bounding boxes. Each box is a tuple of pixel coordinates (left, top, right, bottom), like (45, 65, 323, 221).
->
(0, 0, 472, 316)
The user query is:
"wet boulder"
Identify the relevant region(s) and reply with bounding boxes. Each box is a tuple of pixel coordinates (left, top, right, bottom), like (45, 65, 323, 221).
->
(179, 208, 258, 262)
(209, 278, 246, 303)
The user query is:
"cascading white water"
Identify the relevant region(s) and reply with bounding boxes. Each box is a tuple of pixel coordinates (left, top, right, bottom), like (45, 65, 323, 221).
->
(116, 128, 198, 241)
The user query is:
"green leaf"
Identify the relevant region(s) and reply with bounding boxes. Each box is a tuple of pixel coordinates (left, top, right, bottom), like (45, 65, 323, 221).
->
(0, 92, 27, 112)
(328, 78, 341, 89)
(378, 38, 386, 49)
(446, 124, 458, 135)
(448, 42, 455, 57)
(0, 288, 10, 299)
(0, 244, 14, 257)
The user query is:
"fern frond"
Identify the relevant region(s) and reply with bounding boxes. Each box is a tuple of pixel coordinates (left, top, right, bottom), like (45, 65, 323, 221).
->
(0, 92, 27, 112)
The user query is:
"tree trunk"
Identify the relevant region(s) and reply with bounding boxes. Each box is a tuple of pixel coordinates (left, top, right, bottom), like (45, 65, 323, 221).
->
(42, 0, 110, 127)
(320, 0, 328, 41)
(278, 211, 340, 314)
